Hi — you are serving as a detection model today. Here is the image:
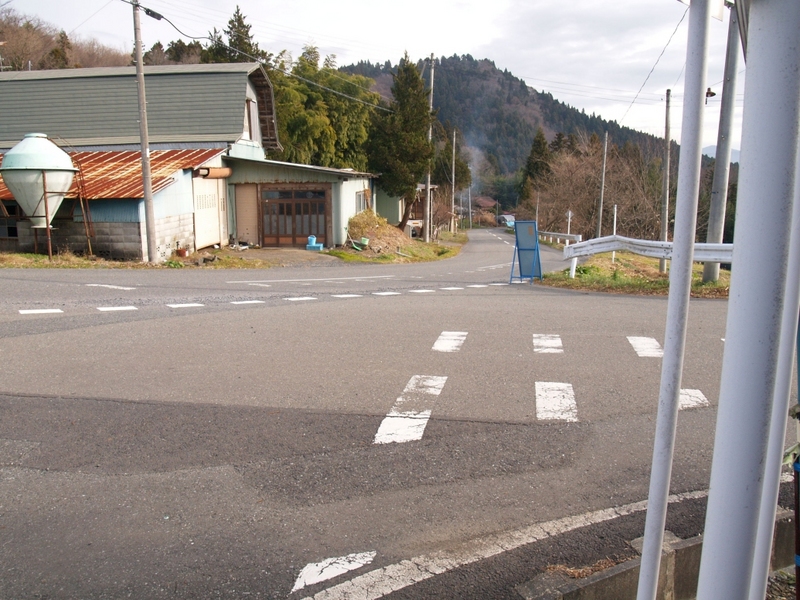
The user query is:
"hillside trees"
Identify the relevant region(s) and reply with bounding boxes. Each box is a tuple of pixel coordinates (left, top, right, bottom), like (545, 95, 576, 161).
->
(366, 54, 434, 231)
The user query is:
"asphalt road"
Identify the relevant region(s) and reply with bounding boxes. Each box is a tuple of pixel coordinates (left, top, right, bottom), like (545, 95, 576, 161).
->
(0, 229, 777, 599)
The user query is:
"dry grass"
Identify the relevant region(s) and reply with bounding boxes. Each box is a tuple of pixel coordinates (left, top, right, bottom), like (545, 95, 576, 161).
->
(545, 558, 620, 579)
(539, 251, 730, 298)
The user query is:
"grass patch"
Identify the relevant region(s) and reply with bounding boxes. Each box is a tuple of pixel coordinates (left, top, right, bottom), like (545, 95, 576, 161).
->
(540, 251, 730, 298)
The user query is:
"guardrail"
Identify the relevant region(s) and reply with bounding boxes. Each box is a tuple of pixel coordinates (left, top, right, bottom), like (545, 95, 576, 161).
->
(563, 235, 733, 263)
(539, 231, 583, 246)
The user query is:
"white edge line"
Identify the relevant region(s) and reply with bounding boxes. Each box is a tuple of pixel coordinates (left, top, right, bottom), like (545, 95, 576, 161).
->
(301, 489, 714, 600)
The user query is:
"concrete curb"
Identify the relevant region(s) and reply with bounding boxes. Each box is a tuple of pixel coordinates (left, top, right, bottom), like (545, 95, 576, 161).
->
(516, 509, 794, 599)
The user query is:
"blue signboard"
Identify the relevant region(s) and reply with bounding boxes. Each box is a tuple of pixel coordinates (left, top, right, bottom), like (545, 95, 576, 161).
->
(510, 220, 542, 283)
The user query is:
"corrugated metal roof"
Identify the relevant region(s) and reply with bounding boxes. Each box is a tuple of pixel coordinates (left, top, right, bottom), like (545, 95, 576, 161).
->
(0, 63, 263, 82)
(225, 155, 375, 179)
(0, 149, 224, 200)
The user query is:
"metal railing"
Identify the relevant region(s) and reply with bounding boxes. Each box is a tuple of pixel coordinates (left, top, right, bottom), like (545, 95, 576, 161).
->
(563, 234, 733, 263)
(538, 231, 583, 246)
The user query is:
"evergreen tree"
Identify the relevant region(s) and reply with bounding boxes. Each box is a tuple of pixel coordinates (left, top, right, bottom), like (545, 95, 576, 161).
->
(143, 41, 168, 65)
(224, 6, 271, 65)
(525, 128, 551, 184)
(366, 54, 434, 230)
(166, 39, 202, 64)
(38, 30, 72, 69)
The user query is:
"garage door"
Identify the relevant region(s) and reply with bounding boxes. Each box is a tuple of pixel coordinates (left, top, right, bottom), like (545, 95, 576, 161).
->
(193, 178, 222, 249)
(261, 187, 329, 247)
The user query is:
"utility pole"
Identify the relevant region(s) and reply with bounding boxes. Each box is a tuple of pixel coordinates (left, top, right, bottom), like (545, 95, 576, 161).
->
(132, 1, 157, 263)
(595, 131, 608, 238)
(659, 89, 672, 274)
(702, 6, 740, 283)
(468, 185, 472, 229)
(423, 54, 434, 243)
(450, 130, 456, 233)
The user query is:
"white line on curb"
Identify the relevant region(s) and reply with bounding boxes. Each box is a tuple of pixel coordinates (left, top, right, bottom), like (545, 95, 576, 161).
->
(373, 375, 447, 444)
(293, 551, 377, 593)
(533, 334, 563, 354)
(535, 382, 578, 422)
(627, 336, 664, 358)
(301, 489, 712, 600)
(432, 331, 468, 353)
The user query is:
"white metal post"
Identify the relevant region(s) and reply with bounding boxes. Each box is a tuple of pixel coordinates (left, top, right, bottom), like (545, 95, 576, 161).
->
(612, 204, 617, 263)
(635, 1, 711, 598)
(696, 1, 800, 597)
(659, 90, 671, 274)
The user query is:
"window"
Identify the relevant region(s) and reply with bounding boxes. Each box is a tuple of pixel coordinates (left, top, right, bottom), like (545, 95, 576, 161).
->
(355, 190, 367, 213)
(0, 201, 19, 238)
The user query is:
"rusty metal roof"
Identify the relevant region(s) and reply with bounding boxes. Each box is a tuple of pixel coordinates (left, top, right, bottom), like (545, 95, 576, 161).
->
(0, 148, 224, 201)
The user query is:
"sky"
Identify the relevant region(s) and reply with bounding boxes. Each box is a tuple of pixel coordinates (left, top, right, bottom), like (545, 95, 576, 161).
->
(14, 0, 745, 150)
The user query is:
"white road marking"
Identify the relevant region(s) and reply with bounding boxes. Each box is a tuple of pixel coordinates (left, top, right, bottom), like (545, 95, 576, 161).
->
(439, 287, 464, 291)
(409, 290, 435, 293)
(293, 551, 377, 593)
(490, 283, 509, 286)
(533, 334, 563, 354)
(432, 331, 468, 353)
(247, 283, 271, 287)
(504, 241, 511, 244)
(627, 336, 664, 358)
(535, 382, 578, 422)
(477, 263, 512, 271)
(332, 294, 363, 298)
(285, 297, 317, 302)
(97, 306, 137, 312)
(679, 389, 709, 410)
(19, 309, 63, 315)
(229, 275, 395, 284)
(373, 375, 448, 444)
(467, 284, 489, 288)
(373, 292, 401, 296)
(166, 303, 204, 308)
(85, 284, 136, 290)
(300, 489, 711, 600)
(230, 300, 265, 305)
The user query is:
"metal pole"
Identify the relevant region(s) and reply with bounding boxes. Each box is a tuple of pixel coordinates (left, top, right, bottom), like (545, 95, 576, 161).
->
(451, 130, 456, 233)
(703, 6, 741, 283)
(659, 90, 672, 274)
(42, 171, 53, 260)
(133, 1, 158, 263)
(636, 2, 711, 598)
(612, 204, 617, 264)
(423, 54, 434, 243)
(536, 192, 539, 224)
(697, 1, 800, 597)
(468, 185, 472, 229)
(747, 131, 800, 600)
(596, 131, 608, 238)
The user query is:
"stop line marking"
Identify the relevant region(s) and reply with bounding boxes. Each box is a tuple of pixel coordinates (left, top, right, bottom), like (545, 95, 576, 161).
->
(374, 375, 448, 444)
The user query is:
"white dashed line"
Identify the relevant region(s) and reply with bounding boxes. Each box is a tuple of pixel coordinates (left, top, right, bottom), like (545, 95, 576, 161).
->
(466, 284, 488, 288)
(332, 294, 363, 298)
(293, 551, 377, 593)
(535, 382, 578, 422)
(285, 297, 317, 302)
(409, 289, 435, 293)
(432, 331, 468, 353)
(627, 336, 664, 358)
(439, 287, 464, 291)
(489, 283, 509, 286)
(230, 300, 265, 305)
(19, 309, 63, 315)
(166, 303, 204, 308)
(679, 389, 709, 410)
(374, 375, 448, 444)
(373, 292, 401, 296)
(97, 306, 138, 312)
(533, 334, 563, 354)
(86, 284, 136, 290)
(247, 283, 272, 288)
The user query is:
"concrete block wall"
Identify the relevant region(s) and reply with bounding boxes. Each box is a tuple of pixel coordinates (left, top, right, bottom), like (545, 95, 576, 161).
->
(153, 213, 195, 262)
(15, 220, 144, 260)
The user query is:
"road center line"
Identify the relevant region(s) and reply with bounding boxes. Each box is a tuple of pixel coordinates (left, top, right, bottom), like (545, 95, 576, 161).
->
(285, 297, 317, 302)
(535, 382, 578, 422)
(166, 303, 204, 308)
(85, 284, 136, 290)
(432, 331, 468, 353)
(373, 292, 401, 296)
(533, 334, 563, 354)
(97, 306, 138, 312)
(230, 300, 265, 305)
(627, 336, 664, 358)
(19, 309, 63, 315)
(373, 375, 448, 445)
(332, 294, 362, 298)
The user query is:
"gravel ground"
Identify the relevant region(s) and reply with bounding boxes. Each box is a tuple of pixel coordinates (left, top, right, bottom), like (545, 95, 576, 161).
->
(767, 570, 796, 599)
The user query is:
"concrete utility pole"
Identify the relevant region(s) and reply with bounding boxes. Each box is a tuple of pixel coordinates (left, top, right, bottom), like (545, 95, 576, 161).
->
(702, 6, 740, 283)
(696, 0, 800, 597)
(132, 1, 157, 263)
(636, 1, 712, 598)
(451, 130, 456, 232)
(423, 54, 434, 243)
(659, 89, 671, 274)
(595, 131, 608, 238)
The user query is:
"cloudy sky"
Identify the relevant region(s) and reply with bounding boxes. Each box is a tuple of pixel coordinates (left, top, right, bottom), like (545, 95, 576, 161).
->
(15, 0, 744, 149)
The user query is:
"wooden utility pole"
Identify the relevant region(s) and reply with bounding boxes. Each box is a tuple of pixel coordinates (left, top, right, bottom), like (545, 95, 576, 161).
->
(595, 131, 608, 238)
(659, 89, 671, 274)
(450, 130, 456, 232)
(423, 54, 434, 243)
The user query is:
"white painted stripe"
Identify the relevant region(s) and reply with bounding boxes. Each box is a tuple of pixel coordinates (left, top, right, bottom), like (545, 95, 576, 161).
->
(373, 292, 401, 296)
(332, 294, 363, 298)
(86, 284, 136, 290)
(230, 275, 395, 284)
(97, 306, 138, 312)
(504, 241, 511, 244)
(432, 331, 468, 353)
(627, 336, 664, 358)
(408, 290, 435, 293)
(679, 389, 709, 410)
(467, 284, 489, 288)
(230, 300, 265, 305)
(166, 303, 204, 308)
(373, 375, 447, 444)
(293, 551, 376, 593)
(247, 283, 272, 287)
(19, 309, 63, 315)
(535, 382, 578, 422)
(439, 287, 464, 291)
(300, 488, 711, 600)
(285, 297, 317, 302)
(533, 334, 563, 354)
(489, 283, 509, 286)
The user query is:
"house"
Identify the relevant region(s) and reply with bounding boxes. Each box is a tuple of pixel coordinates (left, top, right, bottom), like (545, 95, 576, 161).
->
(0, 63, 377, 260)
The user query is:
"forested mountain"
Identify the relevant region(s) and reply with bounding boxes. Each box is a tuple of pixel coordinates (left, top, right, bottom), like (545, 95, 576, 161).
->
(342, 55, 663, 177)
